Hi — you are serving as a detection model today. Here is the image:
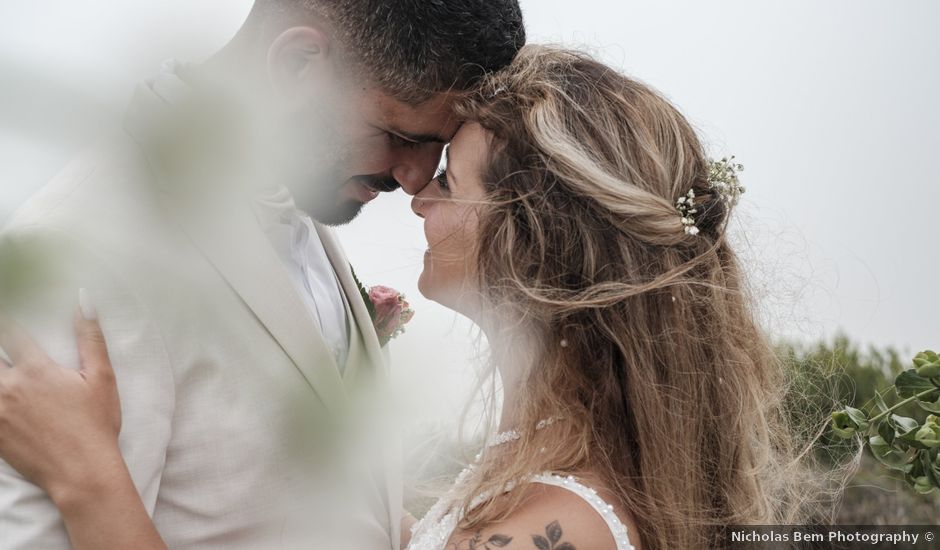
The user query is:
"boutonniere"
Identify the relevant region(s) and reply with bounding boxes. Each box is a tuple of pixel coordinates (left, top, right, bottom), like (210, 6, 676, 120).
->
(351, 267, 415, 347)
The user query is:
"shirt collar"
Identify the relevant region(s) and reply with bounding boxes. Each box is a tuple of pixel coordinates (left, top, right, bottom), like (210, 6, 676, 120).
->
(253, 185, 303, 232)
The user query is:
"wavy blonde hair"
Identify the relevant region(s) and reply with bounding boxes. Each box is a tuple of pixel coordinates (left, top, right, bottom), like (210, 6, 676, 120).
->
(451, 46, 838, 549)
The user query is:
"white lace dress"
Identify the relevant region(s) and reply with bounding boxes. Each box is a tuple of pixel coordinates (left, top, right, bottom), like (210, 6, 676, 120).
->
(407, 465, 636, 550)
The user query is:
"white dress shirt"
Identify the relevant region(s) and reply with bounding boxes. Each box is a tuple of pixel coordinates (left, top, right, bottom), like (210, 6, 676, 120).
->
(255, 187, 351, 372)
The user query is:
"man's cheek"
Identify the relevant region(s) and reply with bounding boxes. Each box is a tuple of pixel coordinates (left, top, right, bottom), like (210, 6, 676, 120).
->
(345, 142, 395, 176)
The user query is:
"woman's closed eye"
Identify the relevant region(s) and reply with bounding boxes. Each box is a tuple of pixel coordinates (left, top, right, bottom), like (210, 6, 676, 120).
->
(434, 167, 451, 192)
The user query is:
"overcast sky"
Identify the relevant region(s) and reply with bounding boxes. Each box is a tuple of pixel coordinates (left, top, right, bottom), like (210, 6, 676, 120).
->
(2, 1, 938, 424)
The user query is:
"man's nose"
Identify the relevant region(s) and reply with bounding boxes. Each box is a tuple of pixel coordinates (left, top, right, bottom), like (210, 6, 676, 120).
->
(393, 145, 445, 196)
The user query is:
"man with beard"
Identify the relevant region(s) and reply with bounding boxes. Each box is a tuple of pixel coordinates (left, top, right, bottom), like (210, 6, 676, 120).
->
(0, 1, 525, 548)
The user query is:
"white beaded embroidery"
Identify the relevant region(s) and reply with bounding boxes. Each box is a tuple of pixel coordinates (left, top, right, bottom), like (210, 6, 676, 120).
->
(486, 417, 562, 449)
(406, 464, 479, 550)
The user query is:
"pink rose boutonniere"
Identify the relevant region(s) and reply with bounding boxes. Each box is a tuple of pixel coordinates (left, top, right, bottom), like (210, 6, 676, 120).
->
(352, 268, 415, 347)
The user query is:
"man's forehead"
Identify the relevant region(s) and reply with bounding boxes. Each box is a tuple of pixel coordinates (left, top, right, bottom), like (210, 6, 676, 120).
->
(373, 90, 462, 142)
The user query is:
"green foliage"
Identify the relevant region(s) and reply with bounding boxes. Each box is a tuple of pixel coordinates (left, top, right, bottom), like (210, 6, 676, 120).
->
(349, 265, 376, 321)
(825, 342, 940, 495)
(774, 335, 940, 518)
(778, 334, 912, 466)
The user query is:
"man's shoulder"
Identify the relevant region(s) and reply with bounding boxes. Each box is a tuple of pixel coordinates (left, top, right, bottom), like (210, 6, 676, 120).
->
(0, 133, 199, 312)
(4, 133, 155, 236)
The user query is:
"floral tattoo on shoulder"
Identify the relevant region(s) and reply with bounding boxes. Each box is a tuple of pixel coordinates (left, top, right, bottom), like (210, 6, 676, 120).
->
(447, 520, 576, 550)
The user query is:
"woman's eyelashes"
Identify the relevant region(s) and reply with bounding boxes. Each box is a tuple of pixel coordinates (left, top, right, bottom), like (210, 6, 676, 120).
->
(434, 168, 451, 191)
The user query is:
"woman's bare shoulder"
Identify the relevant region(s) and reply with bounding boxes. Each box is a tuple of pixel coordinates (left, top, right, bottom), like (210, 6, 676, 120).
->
(445, 480, 641, 550)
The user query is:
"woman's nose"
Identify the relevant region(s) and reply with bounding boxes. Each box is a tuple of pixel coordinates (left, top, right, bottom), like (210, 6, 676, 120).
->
(410, 194, 425, 218)
(411, 182, 439, 218)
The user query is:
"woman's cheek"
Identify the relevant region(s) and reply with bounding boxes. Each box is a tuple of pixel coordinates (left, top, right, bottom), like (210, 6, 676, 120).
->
(425, 206, 476, 291)
(448, 205, 481, 291)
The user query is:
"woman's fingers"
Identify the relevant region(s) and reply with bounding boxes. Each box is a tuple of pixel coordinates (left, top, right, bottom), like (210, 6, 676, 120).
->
(75, 290, 122, 435)
(0, 313, 47, 366)
(76, 289, 112, 381)
(74, 309, 114, 383)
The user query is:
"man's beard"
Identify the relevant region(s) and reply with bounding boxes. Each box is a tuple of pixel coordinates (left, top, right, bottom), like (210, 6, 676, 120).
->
(309, 198, 365, 227)
(291, 174, 400, 227)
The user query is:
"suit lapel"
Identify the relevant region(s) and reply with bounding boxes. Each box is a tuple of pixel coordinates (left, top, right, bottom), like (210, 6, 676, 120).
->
(314, 223, 386, 384)
(314, 223, 402, 548)
(175, 197, 348, 416)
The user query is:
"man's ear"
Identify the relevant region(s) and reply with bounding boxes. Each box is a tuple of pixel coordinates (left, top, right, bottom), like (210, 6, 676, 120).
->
(267, 26, 333, 102)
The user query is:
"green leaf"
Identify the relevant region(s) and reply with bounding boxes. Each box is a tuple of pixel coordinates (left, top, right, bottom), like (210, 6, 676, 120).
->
(916, 394, 940, 414)
(915, 421, 940, 449)
(914, 351, 940, 378)
(846, 407, 870, 431)
(876, 417, 895, 446)
(920, 451, 940, 489)
(893, 415, 920, 436)
(912, 476, 935, 495)
(831, 411, 858, 439)
(894, 415, 928, 448)
(895, 370, 940, 401)
(869, 435, 915, 473)
(873, 391, 891, 416)
(349, 265, 376, 322)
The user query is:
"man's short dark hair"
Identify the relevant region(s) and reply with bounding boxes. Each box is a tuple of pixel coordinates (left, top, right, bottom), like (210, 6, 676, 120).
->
(297, 0, 526, 104)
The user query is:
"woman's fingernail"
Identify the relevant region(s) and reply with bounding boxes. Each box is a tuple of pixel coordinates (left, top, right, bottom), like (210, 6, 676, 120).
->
(79, 288, 98, 321)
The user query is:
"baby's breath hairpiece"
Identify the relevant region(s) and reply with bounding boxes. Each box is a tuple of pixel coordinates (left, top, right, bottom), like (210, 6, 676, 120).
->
(708, 156, 746, 206)
(676, 189, 700, 236)
(675, 156, 746, 236)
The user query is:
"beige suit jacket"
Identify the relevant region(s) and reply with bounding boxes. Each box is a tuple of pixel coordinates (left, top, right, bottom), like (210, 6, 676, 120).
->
(0, 130, 402, 549)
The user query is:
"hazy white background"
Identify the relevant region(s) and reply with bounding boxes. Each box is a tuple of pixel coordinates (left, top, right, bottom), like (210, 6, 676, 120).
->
(2, 1, 938, 426)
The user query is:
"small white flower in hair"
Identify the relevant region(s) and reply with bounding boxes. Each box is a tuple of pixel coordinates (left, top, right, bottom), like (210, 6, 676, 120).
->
(708, 156, 746, 206)
(676, 189, 700, 235)
(676, 157, 746, 237)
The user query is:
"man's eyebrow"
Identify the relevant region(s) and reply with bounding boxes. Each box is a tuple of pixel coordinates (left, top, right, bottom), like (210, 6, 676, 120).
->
(392, 128, 450, 144)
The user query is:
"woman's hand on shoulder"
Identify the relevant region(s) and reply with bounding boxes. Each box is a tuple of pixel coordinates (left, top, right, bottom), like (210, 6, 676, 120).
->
(0, 304, 123, 503)
(445, 482, 639, 550)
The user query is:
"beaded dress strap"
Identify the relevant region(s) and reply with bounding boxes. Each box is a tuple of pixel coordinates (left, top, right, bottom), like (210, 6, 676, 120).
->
(530, 473, 635, 550)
